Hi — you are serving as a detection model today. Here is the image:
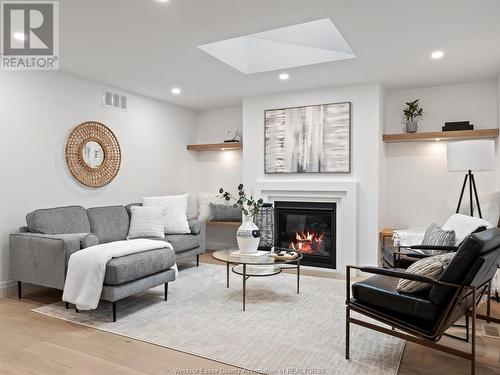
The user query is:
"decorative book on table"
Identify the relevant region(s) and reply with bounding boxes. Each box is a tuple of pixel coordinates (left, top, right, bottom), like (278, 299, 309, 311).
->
(231, 250, 269, 260)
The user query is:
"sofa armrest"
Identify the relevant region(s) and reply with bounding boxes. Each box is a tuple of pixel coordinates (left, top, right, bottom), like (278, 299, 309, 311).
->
(188, 219, 202, 235)
(9, 232, 91, 290)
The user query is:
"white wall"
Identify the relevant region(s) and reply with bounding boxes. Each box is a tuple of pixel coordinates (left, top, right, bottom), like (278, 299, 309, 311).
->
(0, 70, 197, 291)
(192, 106, 243, 193)
(242, 83, 384, 267)
(192, 106, 243, 250)
(382, 80, 500, 229)
(385, 81, 498, 134)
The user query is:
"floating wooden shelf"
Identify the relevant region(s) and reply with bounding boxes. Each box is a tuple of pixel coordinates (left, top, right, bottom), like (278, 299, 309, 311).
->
(187, 143, 243, 151)
(383, 128, 499, 143)
(206, 221, 241, 229)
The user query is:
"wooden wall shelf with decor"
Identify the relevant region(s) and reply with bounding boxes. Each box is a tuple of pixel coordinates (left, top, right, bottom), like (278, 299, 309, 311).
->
(206, 221, 241, 229)
(187, 143, 243, 151)
(383, 128, 499, 143)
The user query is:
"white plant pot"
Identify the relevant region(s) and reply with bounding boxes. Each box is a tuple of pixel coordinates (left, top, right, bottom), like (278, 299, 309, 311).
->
(237, 215, 261, 254)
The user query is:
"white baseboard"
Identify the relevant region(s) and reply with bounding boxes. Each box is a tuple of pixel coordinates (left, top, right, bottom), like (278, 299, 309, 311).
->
(0, 280, 17, 298)
(0, 280, 45, 298)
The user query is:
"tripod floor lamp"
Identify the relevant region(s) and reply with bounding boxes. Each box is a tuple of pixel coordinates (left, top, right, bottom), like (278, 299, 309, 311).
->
(447, 139, 495, 218)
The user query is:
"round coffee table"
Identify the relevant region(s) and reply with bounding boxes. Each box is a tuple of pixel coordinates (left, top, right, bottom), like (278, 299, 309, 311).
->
(212, 250, 303, 311)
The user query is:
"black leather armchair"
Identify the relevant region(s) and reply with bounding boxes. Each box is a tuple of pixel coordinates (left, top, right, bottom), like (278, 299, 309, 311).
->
(346, 228, 500, 375)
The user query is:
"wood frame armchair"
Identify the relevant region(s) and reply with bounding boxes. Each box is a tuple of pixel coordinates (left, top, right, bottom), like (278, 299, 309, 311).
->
(346, 228, 500, 375)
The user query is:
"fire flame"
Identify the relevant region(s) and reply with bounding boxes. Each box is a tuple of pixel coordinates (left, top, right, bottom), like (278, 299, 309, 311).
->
(290, 231, 324, 253)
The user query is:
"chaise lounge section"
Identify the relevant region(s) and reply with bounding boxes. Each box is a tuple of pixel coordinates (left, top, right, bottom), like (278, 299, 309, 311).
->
(10, 204, 205, 321)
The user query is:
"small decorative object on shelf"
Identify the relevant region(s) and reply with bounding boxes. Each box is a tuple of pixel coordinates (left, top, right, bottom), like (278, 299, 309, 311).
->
(253, 203, 274, 250)
(224, 127, 241, 143)
(403, 99, 423, 133)
(442, 121, 474, 132)
(219, 184, 263, 254)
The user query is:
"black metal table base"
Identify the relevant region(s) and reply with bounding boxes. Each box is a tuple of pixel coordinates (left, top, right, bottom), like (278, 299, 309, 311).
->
(225, 261, 301, 311)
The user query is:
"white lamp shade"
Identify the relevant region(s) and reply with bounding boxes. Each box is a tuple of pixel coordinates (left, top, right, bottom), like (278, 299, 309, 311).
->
(447, 139, 495, 172)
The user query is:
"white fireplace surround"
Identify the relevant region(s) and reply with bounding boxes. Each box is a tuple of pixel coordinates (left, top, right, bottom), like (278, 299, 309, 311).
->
(255, 178, 358, 274)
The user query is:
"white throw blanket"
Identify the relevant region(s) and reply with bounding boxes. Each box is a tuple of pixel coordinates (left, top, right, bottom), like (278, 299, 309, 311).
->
(62, 239, 178, 310)
(392, 228, 426, 246)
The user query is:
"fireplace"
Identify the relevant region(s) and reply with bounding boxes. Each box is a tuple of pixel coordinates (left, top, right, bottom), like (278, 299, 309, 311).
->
(274, 201, 336, 269)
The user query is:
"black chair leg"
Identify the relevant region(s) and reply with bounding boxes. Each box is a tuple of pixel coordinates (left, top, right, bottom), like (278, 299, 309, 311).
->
(65, 302, 69, 309)
(196, 254, 199, 267)
(17, 281, 21, 299)
(345, 306, 350, 359)
(164, 283, 168, 301)
(112, 301, 117, 322)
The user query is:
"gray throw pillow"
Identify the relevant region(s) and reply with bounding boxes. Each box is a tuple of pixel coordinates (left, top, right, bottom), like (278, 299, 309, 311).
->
(208, 203, 241, 222)
(420, 223, 455, 255)
(397, 252, 455, 293)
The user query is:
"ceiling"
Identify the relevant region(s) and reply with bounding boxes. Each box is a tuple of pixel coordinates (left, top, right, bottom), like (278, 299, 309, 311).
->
(59, 0, 500, 110)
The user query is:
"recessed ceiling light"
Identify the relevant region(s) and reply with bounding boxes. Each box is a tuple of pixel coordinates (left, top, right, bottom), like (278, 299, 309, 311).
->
(13, 32, 25, 41)
(156, 0, 170, 3)
(279, 73, 289, 80)
(435, 138, 441, 142)
(431, 50, 444, 60)
(171, 87, 181, 95)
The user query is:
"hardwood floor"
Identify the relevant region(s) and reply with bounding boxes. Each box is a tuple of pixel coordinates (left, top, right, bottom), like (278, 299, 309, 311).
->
(0, 252, 498, 374)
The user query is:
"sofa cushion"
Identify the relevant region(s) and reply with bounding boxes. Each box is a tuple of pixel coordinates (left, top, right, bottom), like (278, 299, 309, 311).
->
(352, 275, 442, 324)
(164, 234, 200, 253)
(87, 206, 130, 244)
(26, 206, 90, 234)
(104, 248, 176, 285)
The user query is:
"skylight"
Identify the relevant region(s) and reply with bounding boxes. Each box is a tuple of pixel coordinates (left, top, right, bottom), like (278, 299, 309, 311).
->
(197, 18, 355, 74)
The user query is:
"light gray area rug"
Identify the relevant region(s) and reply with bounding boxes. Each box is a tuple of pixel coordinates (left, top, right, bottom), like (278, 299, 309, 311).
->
(33, 264, 404, 374)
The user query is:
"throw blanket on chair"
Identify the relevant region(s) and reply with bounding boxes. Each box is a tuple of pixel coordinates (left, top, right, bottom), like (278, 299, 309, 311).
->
(392, 228, 426, 246)
(63, 239, 177, 310)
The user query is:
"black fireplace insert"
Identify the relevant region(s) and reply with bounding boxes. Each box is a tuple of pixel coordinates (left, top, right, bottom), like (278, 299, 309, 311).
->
(274, 201, 336, 269)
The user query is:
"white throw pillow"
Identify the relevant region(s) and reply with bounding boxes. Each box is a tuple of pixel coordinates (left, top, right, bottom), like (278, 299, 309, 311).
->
(442, 213, 493, 245)
(142, 194, 190, 234)
(186, 193, 199, 220)
(128, 206, 166, 239)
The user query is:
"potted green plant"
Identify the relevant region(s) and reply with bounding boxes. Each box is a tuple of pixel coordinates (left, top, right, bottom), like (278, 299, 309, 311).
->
(219, 184, 263, 254)
(403, 99, 424, 133)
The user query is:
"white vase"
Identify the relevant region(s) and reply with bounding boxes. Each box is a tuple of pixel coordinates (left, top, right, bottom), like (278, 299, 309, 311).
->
(237, 215, 261, 254)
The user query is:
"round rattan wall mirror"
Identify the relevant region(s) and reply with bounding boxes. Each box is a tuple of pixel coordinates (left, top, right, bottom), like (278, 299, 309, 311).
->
(65, 121, 121, 188)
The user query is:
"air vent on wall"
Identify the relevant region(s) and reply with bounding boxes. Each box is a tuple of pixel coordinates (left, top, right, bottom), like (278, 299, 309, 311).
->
(102, 89, 128, 111)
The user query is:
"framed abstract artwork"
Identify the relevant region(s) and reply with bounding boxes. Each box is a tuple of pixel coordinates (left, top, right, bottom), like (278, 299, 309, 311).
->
(264, 102, 351, 173)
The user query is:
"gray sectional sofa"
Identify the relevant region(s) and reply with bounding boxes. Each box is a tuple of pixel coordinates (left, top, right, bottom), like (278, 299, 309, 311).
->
(10, 204, 205, 321)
